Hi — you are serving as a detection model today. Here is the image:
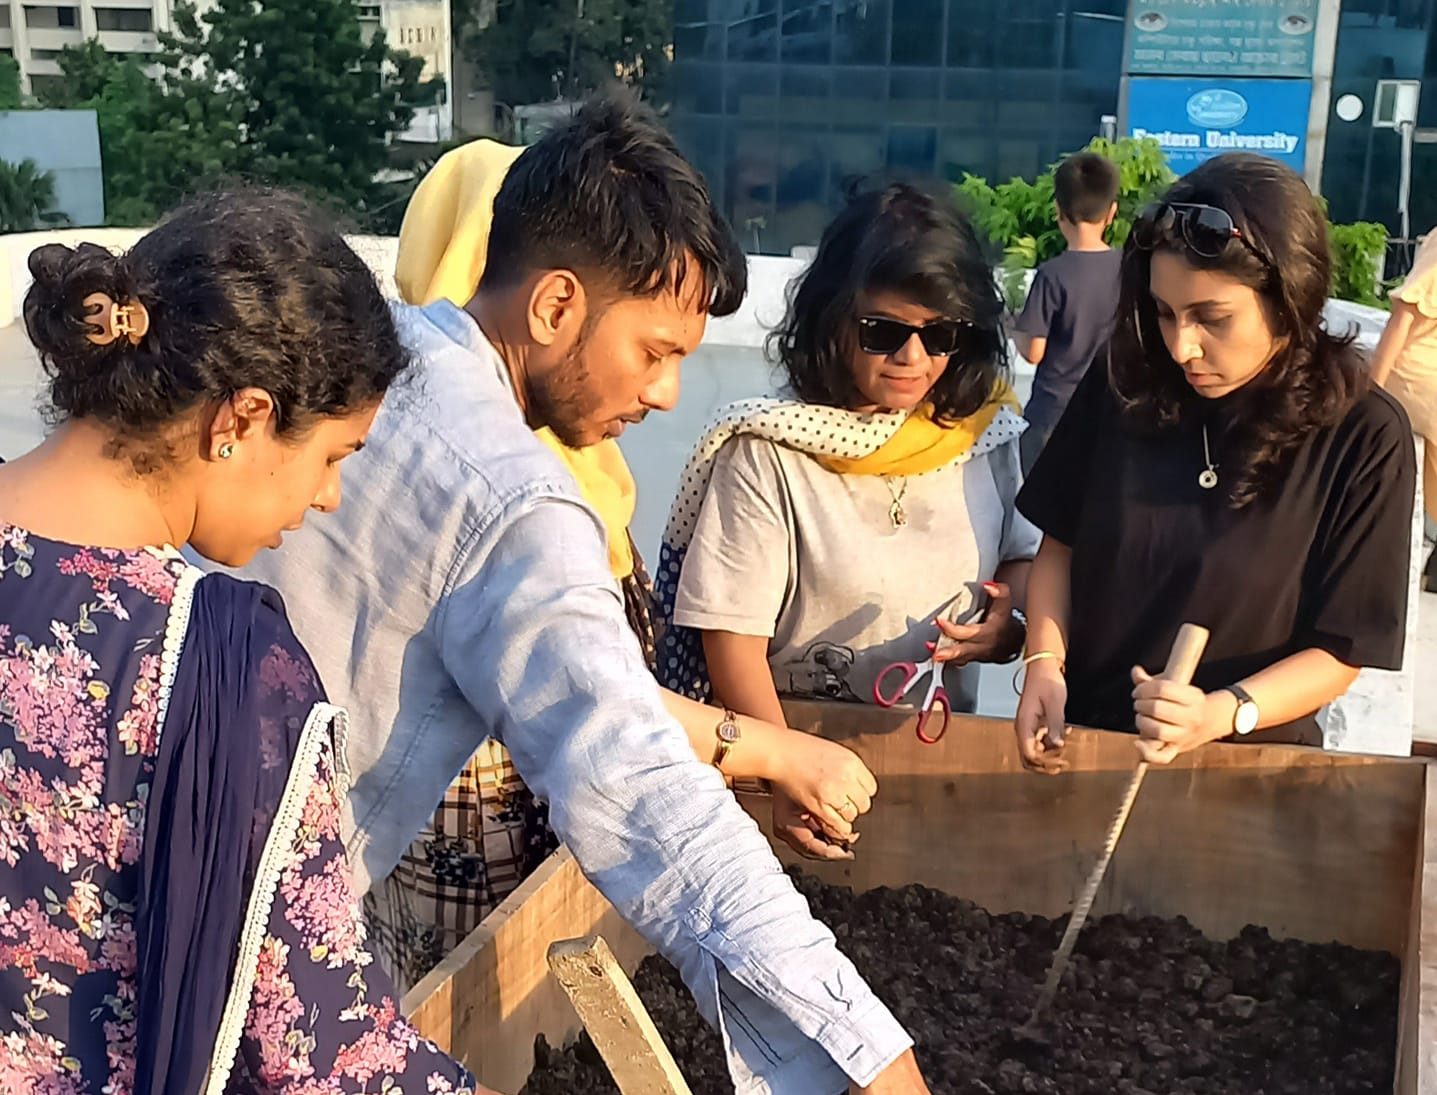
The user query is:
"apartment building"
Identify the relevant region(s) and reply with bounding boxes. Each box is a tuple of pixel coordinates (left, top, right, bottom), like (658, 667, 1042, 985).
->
(358, 0, 454, 143)
(2, 0, 455, 146)
(0, 0, 184, 96)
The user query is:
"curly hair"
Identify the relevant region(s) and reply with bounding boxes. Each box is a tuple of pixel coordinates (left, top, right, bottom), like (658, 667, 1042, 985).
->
(1108, 153, 1367, 508)
(23, 186, 409, 473)
(769, 181, 1008, 422)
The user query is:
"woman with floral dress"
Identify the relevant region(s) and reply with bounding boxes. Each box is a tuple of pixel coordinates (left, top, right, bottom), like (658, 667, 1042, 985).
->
(0, 190, 487, 1093)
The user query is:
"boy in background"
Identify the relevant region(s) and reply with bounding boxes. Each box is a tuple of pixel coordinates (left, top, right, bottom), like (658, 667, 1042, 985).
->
(1013, 152, 1122, 474)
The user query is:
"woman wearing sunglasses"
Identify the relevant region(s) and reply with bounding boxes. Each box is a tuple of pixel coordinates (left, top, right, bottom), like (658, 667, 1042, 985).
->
(656, 183, 1038, 828)
(1014, 153, 1415, 773)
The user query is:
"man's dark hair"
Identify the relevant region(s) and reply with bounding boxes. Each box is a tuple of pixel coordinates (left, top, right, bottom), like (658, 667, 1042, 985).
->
(483, 92, 747, 317)
(1054, 152, 1120, 224)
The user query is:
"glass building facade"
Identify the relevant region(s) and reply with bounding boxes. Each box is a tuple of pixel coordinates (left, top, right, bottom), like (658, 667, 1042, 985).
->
(671, 1, 1437, 254)
(1322, 0, 1437, 241)
(668, 0, 1128, 256)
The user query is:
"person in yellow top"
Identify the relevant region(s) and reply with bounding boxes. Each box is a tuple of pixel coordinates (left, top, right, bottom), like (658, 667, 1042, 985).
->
(373, 137, 881, 989)
(395, 139, 645, 588)
(1370, 230, 1437, 590)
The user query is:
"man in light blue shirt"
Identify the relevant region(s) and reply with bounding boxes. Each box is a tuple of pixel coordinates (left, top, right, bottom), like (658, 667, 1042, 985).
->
(240, 96, 931, 1095)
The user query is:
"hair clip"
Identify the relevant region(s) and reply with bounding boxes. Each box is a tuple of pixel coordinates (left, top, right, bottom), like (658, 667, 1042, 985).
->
(82, 292, 150, 347)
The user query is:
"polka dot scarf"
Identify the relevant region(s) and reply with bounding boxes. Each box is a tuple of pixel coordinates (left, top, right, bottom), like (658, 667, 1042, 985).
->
(654, 394, 1027, 699)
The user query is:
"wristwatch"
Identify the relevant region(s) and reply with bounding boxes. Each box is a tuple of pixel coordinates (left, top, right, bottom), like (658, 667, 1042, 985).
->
(1224, 684, 1260, 736)
(712, 709, 741, 769)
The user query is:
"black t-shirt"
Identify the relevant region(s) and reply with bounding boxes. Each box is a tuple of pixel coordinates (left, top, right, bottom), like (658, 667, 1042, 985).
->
(1017, 366, 1416, 743)
(1014, 249, 1123, 431)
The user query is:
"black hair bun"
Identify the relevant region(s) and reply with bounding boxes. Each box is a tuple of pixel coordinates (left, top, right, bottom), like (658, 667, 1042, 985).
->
(25, 241, 131, 349)
(23, 242, 138, 416)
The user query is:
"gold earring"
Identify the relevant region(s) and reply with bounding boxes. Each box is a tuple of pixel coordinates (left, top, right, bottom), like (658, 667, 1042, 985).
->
(218, 443, 234, 459)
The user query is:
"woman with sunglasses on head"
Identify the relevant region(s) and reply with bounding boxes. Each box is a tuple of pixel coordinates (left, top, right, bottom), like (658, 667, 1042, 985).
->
(1014, 153, 1416, 774)
(0, 190, 486, 1092)
(656, 184, 1038, 844)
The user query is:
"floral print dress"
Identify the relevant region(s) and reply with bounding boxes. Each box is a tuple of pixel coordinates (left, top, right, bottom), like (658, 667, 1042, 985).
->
(0, 526, 477, 1095)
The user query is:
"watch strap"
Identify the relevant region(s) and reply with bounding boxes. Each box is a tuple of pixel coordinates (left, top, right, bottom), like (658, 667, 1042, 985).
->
(711, 709, 740, 769)
(1224, 684, 1258, 734)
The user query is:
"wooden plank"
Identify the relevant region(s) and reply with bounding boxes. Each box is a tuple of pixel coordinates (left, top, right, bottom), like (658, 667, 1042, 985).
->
(405, 706, 1432, 1094)
(757, 704, 1428, 955)
(1397, 762, 1437, 1095)
(402, 848, 648, 1094)
(547, 936, 693, 1095)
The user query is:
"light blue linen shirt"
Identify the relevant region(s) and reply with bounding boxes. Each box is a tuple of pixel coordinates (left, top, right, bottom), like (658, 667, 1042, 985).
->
(237, 301, 913, 1095)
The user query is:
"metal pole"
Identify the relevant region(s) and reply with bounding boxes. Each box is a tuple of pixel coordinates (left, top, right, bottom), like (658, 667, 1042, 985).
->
(1304, 0, 1344, 195)
(1399, 119, 1414, 245)
(566, 0, 585, 101)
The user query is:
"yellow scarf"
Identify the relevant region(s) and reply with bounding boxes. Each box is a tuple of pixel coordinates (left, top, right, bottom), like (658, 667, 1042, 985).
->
(532, 428, 637, 576)
(816, 382, 1023, 476)
(395, 139, 639, 578)
(396, 139, 524, 309)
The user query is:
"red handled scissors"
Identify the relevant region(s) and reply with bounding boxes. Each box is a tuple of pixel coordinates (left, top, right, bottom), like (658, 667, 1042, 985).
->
(872, 585, 990, 744)
(873, 653, 951, 743)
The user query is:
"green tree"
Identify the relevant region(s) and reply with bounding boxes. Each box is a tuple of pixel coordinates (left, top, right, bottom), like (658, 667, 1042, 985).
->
(466, 0, 671, 109)
(40, 0, 432, 224)
(0, 55, 24, 110)
(0, 158, 65, 231)
(39, 40, 243, 225)
(165, 0, 432, 215)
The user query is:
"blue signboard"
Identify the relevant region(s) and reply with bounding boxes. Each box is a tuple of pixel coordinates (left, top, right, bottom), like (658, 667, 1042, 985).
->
(1127, 77, 1311, 174)
(1125, 0, 1318, 79)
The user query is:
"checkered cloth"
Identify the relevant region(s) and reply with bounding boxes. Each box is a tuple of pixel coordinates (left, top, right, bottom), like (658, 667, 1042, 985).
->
(365, 538, 659, 991)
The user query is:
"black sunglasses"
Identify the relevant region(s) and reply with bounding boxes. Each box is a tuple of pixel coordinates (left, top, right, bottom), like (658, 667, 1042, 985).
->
(857, 315, 968, 357)
(1132, 202, 1272, 269)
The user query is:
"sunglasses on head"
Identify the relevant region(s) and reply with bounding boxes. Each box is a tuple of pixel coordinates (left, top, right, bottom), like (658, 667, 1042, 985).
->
(857, 315, 969, 357)
(1132, 202, 1273, 269)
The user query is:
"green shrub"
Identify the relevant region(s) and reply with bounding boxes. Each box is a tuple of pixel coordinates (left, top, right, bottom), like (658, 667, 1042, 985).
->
(1328, 220, 1390, 310)
(998, 235, 1038, 314)
(961, 140, 1392, 311)
(957, 137, 1174, 263)
(958, 136, 1174, 310)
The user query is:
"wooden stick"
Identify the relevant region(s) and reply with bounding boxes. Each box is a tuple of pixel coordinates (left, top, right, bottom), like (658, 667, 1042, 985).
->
(546, 935, 694, 1095)
(1022, 623, 1211, 1030)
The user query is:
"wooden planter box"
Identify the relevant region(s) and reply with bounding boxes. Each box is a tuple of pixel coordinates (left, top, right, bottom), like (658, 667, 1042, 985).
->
(404, 706, 1437, 1095)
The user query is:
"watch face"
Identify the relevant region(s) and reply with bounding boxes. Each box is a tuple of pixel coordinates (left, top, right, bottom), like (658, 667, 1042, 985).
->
(1235, 702, 1260, 735)
(718, 720, 741, 744)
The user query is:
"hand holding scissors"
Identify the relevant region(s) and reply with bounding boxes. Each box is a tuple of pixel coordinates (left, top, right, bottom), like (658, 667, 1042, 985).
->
(872, 584, 991, 744)
(929, 581, 1023, 667)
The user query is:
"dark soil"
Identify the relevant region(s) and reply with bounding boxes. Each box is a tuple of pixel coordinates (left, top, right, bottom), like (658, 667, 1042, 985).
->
(522, 870, 1399, 1095)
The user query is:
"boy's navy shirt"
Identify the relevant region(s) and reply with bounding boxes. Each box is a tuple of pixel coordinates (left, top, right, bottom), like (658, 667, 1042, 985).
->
(1015, 248, 1123, 430)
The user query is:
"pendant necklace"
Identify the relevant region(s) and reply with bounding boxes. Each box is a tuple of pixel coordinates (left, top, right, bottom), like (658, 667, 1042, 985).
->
(883, 475, 909, 528)
(1199, 425, 1219, 490)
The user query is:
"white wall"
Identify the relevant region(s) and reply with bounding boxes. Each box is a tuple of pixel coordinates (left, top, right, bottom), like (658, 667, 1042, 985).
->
(0, 111, 106, 228)
(0, 229, 402, 327)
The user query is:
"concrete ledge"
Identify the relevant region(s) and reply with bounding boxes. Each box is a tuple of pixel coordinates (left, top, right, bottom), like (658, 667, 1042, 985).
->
(0, 228, 401, 328)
